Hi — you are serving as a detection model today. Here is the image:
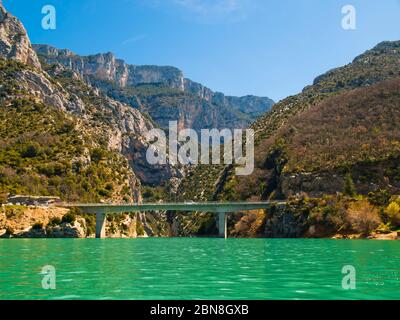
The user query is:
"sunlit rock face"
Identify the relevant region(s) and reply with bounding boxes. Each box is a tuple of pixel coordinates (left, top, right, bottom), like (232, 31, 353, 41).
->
(0, 3, 41, 69)
(33, 44, 186, 89)
(33, 44, 275, 133)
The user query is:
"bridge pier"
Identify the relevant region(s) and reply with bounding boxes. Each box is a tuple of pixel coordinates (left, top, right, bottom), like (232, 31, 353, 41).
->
(62, 202, 282, 239)
(218, 212, 227, 239)
(95, 213, 106, 238)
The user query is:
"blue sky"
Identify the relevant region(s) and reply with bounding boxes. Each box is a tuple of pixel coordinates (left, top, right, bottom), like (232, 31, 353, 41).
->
(4, 0, 400, 101)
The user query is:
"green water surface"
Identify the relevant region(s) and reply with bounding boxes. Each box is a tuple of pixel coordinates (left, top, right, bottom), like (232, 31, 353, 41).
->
(0, 238, 399, 300)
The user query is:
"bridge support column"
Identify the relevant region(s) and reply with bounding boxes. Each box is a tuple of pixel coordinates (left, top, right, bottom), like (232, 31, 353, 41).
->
(218, 212, 227, 239)
(95, 213, 106, 238)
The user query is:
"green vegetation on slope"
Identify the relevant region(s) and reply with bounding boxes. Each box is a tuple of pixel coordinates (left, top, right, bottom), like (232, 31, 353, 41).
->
(174, 40, 400, 237)
(233, 77, 400, 201)
(263, 79, 400, 173)
(0, 59, 133, 202)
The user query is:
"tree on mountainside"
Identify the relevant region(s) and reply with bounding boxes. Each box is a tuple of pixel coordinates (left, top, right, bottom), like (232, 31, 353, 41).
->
(346, 200, 381, 235)
(344, 173, 356, 197)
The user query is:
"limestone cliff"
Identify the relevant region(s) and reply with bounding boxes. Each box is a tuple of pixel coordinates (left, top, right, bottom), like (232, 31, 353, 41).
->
(0, 2, 177, 238)
(0, 204, 171, 238)
(33, 44, 275, 132)
(33, 44, 185, 89)
(0, 3, 181, 187)
(0, 4, 40, 69)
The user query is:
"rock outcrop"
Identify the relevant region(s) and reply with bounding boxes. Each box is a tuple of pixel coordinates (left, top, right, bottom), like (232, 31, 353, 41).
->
(225, 95, 275, 118)
(264, 204, 308, 238)
(34, 44, 185, 89)
(0, 3, 181, 186)
(7, 195, 62, 206)
(0, 206, 70, 238)
(33, 44, 275, 132)
(0, 4, 41, 69)
(0, 204, 170, 238)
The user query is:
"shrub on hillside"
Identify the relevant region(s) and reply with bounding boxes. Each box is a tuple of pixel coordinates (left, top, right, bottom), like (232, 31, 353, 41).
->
(90, 148, 105, 164)
(343, 173, 356, 197)
(47, 217, 62, 227)
(346, 200, 381, 235)
(136, 219, 145, 236)
(62, 212, 76, 224)
(32, 222, 43, 230)
(368, 189, 391, 206)
(385, 202, 400, 227)
(4, 206, 24, 219)
(81, 213, 96, 236)
(0, 193, 7, 204)
(21, 144, 41, 158)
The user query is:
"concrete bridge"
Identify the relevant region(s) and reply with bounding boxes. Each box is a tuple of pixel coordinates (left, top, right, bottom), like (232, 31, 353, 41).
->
(60, 202, 285, 239)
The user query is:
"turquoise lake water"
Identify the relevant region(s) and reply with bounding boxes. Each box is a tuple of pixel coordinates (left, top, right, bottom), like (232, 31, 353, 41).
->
(0, 238, 399, 300)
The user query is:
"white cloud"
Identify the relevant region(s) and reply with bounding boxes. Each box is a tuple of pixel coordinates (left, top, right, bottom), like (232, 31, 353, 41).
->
(143, 0, 253, 24)
(122, 34, 147, 46)
(173, 0, 240, 14)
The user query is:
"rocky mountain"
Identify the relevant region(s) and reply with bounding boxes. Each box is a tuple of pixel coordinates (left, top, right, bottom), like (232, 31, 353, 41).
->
(255, 77, 400, 199)
(33, 44, 186, 89)
(0, 4, 40, 69)
(175, 40, 400, 237)
(244, 40, 400, 200)
(0, 2, 272, 239)
(225, 95, 275, 118)
(181, 40, 400, 201)
(33, 44, 274, 132)
(1, 5, 184, 188)
(4, 1, 399, 239)
(0, 4, 144, 201)
(0, 3, 181, 237)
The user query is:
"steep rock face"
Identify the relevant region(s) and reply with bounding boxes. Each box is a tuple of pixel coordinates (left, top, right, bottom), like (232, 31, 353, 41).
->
(183, 78, 213, 101)
(225, 95, 275, 118)
(39, 61, 183, 186)
(0, 2, 179, 190)
(34, 44, 185, 89)
(136, 90, 256, 132)
(33, 44, 275, 132)
(0, 3, 179, 237)
(0, 4, 40, 69)
(10, 59, 171, 187)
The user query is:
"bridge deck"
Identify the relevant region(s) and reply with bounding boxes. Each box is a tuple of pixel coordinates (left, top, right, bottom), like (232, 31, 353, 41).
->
(59, 201, 285, 214)
(59, 202, 286, 238)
